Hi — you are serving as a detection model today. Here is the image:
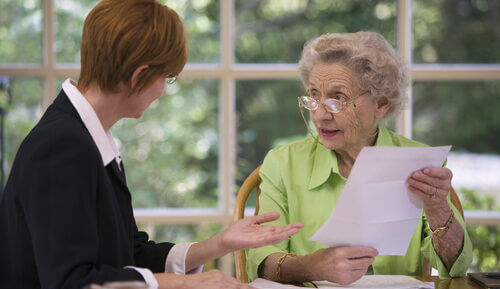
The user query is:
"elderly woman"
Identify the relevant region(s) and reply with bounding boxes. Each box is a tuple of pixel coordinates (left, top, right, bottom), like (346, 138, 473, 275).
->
(246, 31, 472, 285)
(0, 1, 303, 288)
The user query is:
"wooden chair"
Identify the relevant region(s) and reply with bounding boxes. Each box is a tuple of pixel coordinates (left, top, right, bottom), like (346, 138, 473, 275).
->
(232, 165, 465, 282)
(233, 165, 262, 283)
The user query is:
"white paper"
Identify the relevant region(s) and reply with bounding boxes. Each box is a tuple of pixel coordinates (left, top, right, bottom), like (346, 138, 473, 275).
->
(314, 275, 434, 288)
(310, 146, 451, 255)
(249, 275, 434, 289)
(249, 278, 306, 289)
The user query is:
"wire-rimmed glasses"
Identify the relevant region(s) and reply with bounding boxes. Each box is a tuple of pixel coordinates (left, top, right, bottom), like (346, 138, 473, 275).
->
(297, 90, 368, 142)
(165, 76, 177, 85)
(297, 90, 367, 114)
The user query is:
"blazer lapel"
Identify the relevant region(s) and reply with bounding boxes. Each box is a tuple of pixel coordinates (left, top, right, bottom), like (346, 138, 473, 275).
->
(107, 161, 129, 193)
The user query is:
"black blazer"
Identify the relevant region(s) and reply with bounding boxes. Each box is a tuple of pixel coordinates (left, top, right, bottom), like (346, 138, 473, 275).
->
(0, 91, 174, 289)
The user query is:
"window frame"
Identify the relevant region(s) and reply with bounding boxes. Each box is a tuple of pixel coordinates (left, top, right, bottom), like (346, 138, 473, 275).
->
(1, 0, 500, 275)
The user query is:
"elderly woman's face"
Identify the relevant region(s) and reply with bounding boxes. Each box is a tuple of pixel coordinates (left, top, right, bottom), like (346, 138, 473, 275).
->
(308, 62, 386, 151)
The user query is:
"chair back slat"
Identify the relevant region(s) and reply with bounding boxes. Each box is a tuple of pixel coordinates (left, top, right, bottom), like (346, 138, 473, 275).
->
(233, 165, 261, 283)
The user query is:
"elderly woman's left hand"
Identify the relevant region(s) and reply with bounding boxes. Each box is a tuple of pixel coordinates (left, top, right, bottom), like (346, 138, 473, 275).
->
(407, 167, 453, 209)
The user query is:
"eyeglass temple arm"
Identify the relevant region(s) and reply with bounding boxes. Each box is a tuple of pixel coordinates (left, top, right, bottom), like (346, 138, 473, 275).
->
(298, 99, 321, 143)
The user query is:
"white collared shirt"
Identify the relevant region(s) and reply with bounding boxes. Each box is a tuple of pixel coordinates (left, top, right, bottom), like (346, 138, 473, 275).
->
(62, 79, 202, 288)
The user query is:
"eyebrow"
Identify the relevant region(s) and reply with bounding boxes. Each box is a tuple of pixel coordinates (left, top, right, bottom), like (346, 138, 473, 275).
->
(309, 84, 349, 94)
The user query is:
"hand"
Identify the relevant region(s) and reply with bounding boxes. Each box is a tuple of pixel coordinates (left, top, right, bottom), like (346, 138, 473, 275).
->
(155, 270, 257, 289)
(217, 212, 303, 253)
(407, 167, 453, 210)
(185, 212, 303, 271)
(306, 246, 378, 285)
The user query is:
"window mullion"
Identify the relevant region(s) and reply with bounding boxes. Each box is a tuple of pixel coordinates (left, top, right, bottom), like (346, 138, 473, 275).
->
(219, 0, 236, 276)
(43, 0, 56, 108)
(397, 0, 413, 139)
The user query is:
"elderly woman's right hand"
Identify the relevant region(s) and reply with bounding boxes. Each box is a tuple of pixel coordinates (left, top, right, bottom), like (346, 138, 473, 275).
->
(306, 246, 378, 285)
(262, 246, 378, 285)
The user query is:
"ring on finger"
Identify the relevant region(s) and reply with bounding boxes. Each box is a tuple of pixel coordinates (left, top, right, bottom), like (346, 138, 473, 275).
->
(432, 187, 438, 198)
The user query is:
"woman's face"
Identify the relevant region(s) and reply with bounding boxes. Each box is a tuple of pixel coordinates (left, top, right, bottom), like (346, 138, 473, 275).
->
(308, 62, 387, 151)
(126, 76, 166, 118)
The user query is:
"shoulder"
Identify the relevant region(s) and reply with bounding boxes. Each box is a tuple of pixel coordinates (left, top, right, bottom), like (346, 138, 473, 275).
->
(379, 126, 429, 148)
(260, 136, 320, 185)
(15, 106, 100, 166)
(264, 136, 318, 165)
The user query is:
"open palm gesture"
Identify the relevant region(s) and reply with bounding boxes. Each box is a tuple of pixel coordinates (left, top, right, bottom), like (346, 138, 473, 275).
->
(218, 212, 303, 252)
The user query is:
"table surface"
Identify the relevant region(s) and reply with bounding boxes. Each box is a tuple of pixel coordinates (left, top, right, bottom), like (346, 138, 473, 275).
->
(414, 276, 483, 289)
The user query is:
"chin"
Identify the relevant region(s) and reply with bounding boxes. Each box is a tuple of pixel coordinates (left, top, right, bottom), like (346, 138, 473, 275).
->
(130, 112, 144, 119)
(320, 139, 340, 150)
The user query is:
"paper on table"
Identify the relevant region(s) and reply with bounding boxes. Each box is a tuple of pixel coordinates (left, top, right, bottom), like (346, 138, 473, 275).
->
(314, 275, 434, 288)
(249, 275, 434, 289)
(310, 146, 451, 255)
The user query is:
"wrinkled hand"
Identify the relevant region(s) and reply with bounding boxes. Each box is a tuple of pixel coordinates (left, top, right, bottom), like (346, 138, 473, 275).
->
(155, 270, 257, 289)
(306, 246, 378, 285)
(217, 212, 303, 252)
(407, 167, 453, 209)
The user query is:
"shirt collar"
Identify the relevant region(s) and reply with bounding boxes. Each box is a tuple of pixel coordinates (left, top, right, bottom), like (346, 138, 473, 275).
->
(308, 141, 340, 190)
(62, 78, 122, 167)
(307, 124, 394, 190)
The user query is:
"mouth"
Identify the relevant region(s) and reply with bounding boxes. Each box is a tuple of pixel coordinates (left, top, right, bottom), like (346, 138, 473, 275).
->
(319, 128, 340, 138)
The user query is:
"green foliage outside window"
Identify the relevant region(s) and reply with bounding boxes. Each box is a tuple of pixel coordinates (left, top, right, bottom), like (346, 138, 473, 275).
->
(114, 79, 220, 208)
(461, 189, 500, 271)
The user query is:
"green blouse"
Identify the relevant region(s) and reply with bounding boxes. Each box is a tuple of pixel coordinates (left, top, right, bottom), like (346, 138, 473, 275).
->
(246, 125, 472, 282)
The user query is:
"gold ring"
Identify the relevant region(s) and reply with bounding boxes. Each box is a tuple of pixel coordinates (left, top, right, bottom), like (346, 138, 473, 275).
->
(433, 187, 438, 198)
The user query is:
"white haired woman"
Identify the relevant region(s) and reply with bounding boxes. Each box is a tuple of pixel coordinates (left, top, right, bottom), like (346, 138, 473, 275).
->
(246, 31, 472, 286)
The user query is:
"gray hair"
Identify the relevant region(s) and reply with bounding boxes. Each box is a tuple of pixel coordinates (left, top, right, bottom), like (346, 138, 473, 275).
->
(298, 31, 409, 118)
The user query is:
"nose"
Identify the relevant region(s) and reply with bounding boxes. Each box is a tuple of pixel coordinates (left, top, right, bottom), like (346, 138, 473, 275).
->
(311, 101, 333, 121)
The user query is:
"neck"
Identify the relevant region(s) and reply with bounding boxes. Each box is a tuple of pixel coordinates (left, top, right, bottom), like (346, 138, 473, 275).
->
(335, 127, 379, 178)
(81, 85, 125, 131)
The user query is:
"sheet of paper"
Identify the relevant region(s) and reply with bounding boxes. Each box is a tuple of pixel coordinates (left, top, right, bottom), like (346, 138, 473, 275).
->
(249, 278, 306, 289)
(310, 146, 451, 255)
(249, 276, 434, 289)
(314, 275, 434, 289)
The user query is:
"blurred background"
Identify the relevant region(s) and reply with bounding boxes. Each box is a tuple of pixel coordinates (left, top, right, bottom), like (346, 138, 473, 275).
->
(0, 0, 499, 275)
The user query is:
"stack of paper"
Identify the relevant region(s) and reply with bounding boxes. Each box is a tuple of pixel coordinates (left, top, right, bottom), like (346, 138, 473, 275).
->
(250, 275, 434, 289)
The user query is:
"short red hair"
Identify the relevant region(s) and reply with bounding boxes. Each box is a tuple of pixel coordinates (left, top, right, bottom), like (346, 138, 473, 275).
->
(77, 0, 187, 94)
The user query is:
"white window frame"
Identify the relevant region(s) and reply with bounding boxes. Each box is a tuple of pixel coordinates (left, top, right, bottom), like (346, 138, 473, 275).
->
(1, 0, 500, 275)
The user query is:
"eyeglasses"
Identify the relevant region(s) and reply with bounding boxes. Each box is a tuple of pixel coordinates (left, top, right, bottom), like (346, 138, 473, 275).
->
(297, 90, 367, 114)
(297, 90, 368, 143)
(165, 76, 177, 85)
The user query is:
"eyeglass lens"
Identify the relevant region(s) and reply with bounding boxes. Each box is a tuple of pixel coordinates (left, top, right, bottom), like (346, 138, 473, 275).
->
(299, 96, 342, 113)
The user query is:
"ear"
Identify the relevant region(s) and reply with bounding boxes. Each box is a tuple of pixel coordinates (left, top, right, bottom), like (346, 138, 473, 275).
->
(374, 97, 391, 119)
(130, 65, 149, 89)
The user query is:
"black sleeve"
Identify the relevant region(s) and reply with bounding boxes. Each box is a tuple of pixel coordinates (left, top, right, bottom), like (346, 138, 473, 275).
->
(134, 226, 176, 273)
(19, 126, 144, 289)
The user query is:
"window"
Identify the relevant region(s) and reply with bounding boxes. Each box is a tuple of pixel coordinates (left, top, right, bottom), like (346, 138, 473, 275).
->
(1, 0, 499, 274)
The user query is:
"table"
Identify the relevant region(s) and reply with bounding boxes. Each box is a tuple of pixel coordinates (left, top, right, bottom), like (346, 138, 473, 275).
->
(415, 276, 483, 289)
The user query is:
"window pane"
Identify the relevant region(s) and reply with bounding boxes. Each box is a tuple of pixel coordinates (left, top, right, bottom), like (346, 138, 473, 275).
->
(466, 225, 500, 271)
(166, 0, 220, 63)
(55, 0, 219, 64)
(138, 222, 223, 270)
(235, 0, 397, 63)
(236, 80, 306, 201)
(412, 81, 500, 208)
(413, 0, 500, 63)
(114, 79, 219, 208)
(0, 77, 43, 181)
(0, 0, 42, 63)
(55, 0, 98, 64)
